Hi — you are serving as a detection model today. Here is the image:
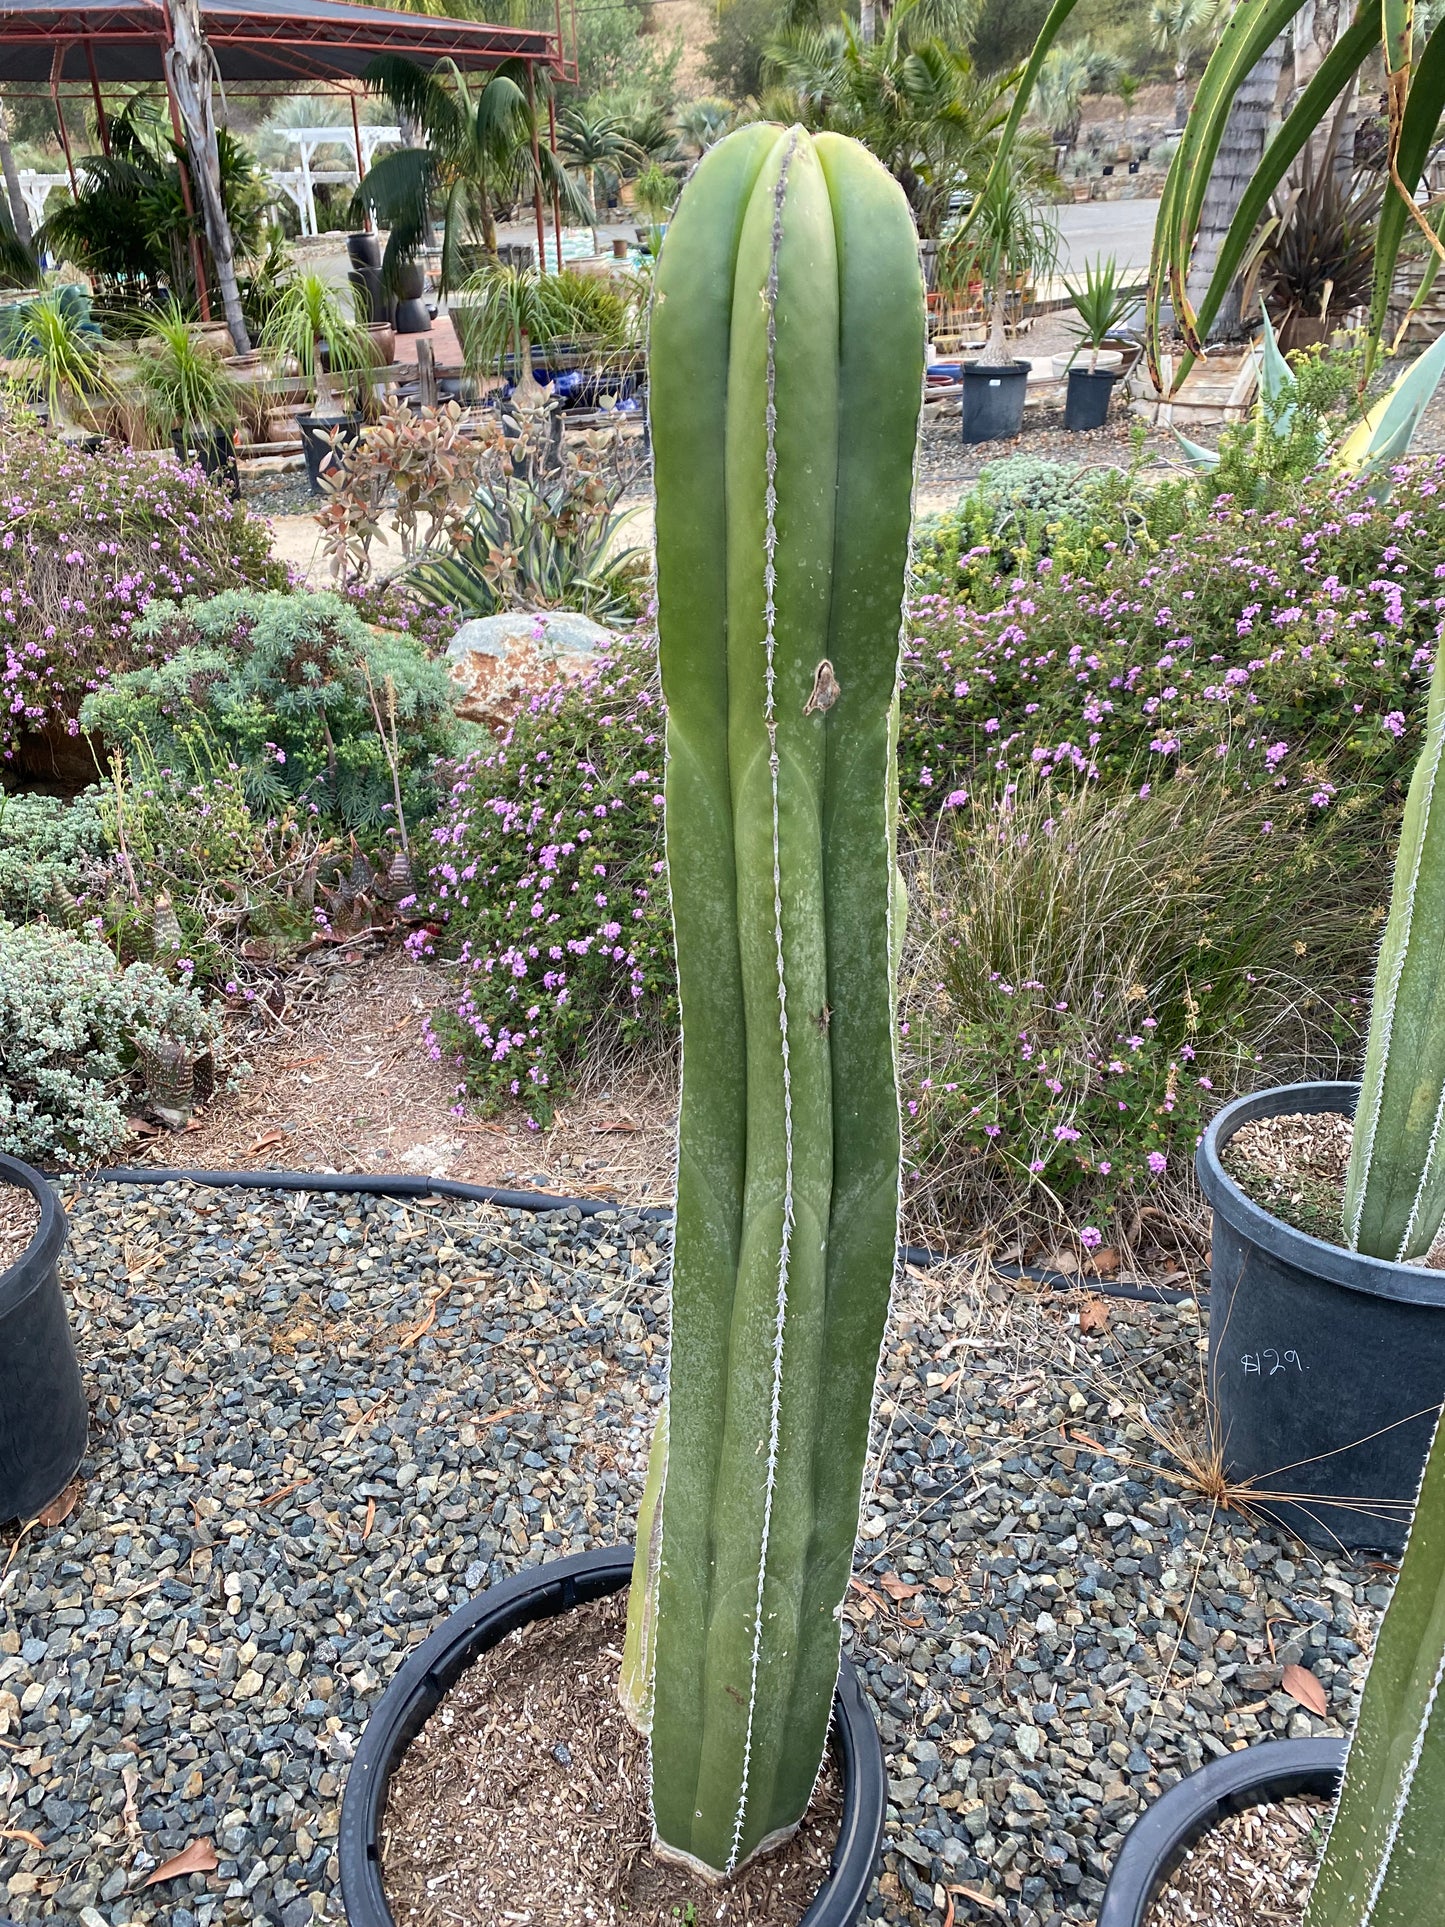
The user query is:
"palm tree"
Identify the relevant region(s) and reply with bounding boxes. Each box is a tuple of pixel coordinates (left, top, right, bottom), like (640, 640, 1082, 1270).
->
(355, 54, 590, 292)
(555, 105, 644, 253)
(763, 0, 1017, 240)
(1148, 0, 1224, 129)
(1186, 34, 1287, 336)
(1032, 39, 1121, 147)
(939, 158, 1059, 364)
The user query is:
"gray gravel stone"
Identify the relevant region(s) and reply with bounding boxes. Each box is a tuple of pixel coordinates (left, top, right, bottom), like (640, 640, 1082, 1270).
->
(0, 1183, 1384, 1927)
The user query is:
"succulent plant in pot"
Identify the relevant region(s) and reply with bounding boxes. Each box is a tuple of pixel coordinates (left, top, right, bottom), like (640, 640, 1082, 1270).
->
(1061, 253, 1136, 431)
(135, 299, 241, 491)
(1196, 637, 1445, 1555)
(338, 118, 922, 1925)
(940, 162, 1058, 443)
(258, 270, 371, 492)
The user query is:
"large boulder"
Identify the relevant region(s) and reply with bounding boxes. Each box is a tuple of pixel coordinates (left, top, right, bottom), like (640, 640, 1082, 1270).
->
(444, 610, 618, 731)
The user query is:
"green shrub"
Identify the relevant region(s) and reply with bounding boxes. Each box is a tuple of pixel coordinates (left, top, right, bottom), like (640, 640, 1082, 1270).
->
(901, 775, 1384, 1245)
(0, 789, 106, 920)
(408, 631, 673, 1120)
(0, 425, 282, 756)
(79, 590, 461, 835)
(0, 918, 221, 1164)
(910, 449, 1153, 605)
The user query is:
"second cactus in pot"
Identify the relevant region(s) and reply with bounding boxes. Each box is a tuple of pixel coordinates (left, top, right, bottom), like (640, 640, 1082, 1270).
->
(619, 123, 924, 1878)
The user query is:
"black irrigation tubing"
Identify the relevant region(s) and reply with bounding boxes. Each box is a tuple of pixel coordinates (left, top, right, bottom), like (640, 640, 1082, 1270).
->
(87, 1165, 1203, 1307)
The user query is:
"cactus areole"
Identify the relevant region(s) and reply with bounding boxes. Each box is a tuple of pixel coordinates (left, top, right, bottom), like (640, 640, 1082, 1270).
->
(619, 124, 924, 1879)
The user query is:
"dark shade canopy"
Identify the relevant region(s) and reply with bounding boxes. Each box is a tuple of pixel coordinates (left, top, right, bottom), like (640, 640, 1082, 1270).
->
(0, 0, 563, 90)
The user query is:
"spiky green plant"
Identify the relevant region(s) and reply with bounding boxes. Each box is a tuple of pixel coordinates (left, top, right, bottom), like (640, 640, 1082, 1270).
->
(1304, 1398, 1445, 1925)
(1341, 640, 1445, 1262)
(258, 271, 369, 418)
(135, 299, 240, 437)
(618, 122, 923, 1878)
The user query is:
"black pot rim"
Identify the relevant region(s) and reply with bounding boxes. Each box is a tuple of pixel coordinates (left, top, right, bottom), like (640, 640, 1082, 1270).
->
(1097, 1737, 1344, 1927)
(337, 1546, 886, 1927)
(1197, 1079, 1445, 1305)
(961, 359, 1030, 377)
(1067, 364, 1121, 384)
(0, 1154, 65, 1318)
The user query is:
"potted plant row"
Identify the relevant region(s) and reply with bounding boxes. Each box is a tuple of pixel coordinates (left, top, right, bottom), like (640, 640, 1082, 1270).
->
(339, 119, 921, 1926)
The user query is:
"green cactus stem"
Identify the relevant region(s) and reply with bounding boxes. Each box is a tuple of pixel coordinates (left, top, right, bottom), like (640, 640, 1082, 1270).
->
(1304, 1402, 1445, 1927)
(621, 123, 923, 1878)
(1343, 646, 1445, 1261)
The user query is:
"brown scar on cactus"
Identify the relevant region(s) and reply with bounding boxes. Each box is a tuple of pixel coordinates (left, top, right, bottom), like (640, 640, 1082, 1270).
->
(802, 660, 840, 715)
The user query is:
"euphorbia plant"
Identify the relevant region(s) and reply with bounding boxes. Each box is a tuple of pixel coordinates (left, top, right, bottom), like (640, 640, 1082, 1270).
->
(618, 123, 923, 1876)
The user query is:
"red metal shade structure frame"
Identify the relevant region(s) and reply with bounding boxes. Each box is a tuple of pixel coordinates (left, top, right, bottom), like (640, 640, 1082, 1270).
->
(0, 0, 578, 308)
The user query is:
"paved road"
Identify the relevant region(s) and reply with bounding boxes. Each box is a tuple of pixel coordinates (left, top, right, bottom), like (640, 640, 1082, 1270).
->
(1054, 198, 1160, 277)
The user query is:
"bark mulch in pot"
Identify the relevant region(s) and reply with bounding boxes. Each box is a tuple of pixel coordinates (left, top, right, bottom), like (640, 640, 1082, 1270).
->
(1221, 1108, 1445, 1265)
(0, 1183, 40, 1273)
(1145, 1795, 1324, 1927)
(380, 1589, 844, 1926)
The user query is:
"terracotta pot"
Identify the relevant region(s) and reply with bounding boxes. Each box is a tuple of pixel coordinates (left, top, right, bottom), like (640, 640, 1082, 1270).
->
(366, 324, 397, 367)
(266, 408, 300, 445)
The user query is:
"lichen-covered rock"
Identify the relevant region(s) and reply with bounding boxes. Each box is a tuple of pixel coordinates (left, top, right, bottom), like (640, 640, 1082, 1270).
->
(444, 611, 618, 731)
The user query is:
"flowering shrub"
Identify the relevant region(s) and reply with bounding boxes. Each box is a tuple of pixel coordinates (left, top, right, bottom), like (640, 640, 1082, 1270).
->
(0, 917, 221, 1164)
(408, 630, 673, 1121)
(0, 426, 281, 755)
(79, 590, 460, 834)
(901, 776, 1382, 1244)
(899, 461, 1445, 815)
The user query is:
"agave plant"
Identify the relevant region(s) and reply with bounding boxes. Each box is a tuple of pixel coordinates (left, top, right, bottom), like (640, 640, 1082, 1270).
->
(979, 0, 1445, 380)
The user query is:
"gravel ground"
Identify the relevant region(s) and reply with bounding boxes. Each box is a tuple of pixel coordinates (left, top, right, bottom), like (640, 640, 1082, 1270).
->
(0, 1183, 1382, 1927)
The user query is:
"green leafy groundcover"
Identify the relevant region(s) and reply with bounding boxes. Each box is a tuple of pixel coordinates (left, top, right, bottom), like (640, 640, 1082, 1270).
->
(412, 463, 1440, 1232)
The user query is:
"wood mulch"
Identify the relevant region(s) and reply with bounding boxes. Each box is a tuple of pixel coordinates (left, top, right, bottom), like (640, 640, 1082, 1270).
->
(1146, 1797, 1325, 1927)
(119, 950, 678, 1205)
(381, 1590, 845, 1927)
(0, 1183, 40, 1274)
(1223, 1109, 1445, 1266)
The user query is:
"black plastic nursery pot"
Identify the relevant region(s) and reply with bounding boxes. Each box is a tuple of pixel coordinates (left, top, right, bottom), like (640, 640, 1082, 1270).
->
(171, 423, 240, 498)
(298, 413, 360, 494)
(960, 361, 1029, 443)
(1064, 366, 1119, 431)
(1097, 1737, 1344, 1927)
(338, 1546, 887, 1927)
(0, 1155, 87, 1523)
(1198, 1080, 1445, 1555)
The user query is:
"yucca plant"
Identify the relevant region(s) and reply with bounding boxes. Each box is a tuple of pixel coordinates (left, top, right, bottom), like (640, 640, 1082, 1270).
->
(1063, 254, 1137, 369)
(453, 261, 639, 400)
(258, 271, 370, 418)
(617, 121, 923, 1877)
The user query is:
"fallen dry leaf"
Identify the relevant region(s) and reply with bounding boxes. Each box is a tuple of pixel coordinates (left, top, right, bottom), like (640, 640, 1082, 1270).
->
(1281, 1664, 1328, 1718)
(1078, 1296, 1110, 1335)
(1044, 1248, 1080, 1276)
(144, 1839, 219, 1886)
(1089, 1246, 1121, 1276)
(951, 1886, 1007, 1919)
(593, 1119, 640, 1133)
(879, 1573, 923, 1601)
(246, 1129, 288, 1156)
(125, 1116, 161, 1138)
(363, 1497, 376, 1541)
(0, 1827, 45, 1852)
(34, 1480, 81, 1528)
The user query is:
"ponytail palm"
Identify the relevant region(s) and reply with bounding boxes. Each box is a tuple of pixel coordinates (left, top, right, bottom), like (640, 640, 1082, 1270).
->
(355, 54, 592, 293)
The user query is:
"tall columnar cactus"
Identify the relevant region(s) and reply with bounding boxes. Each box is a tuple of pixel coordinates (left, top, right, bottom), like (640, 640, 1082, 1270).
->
(1343, 645, 1445, 1261)
(619, 124, 923, 1877)
(1305, 1402, 1445, 1927)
